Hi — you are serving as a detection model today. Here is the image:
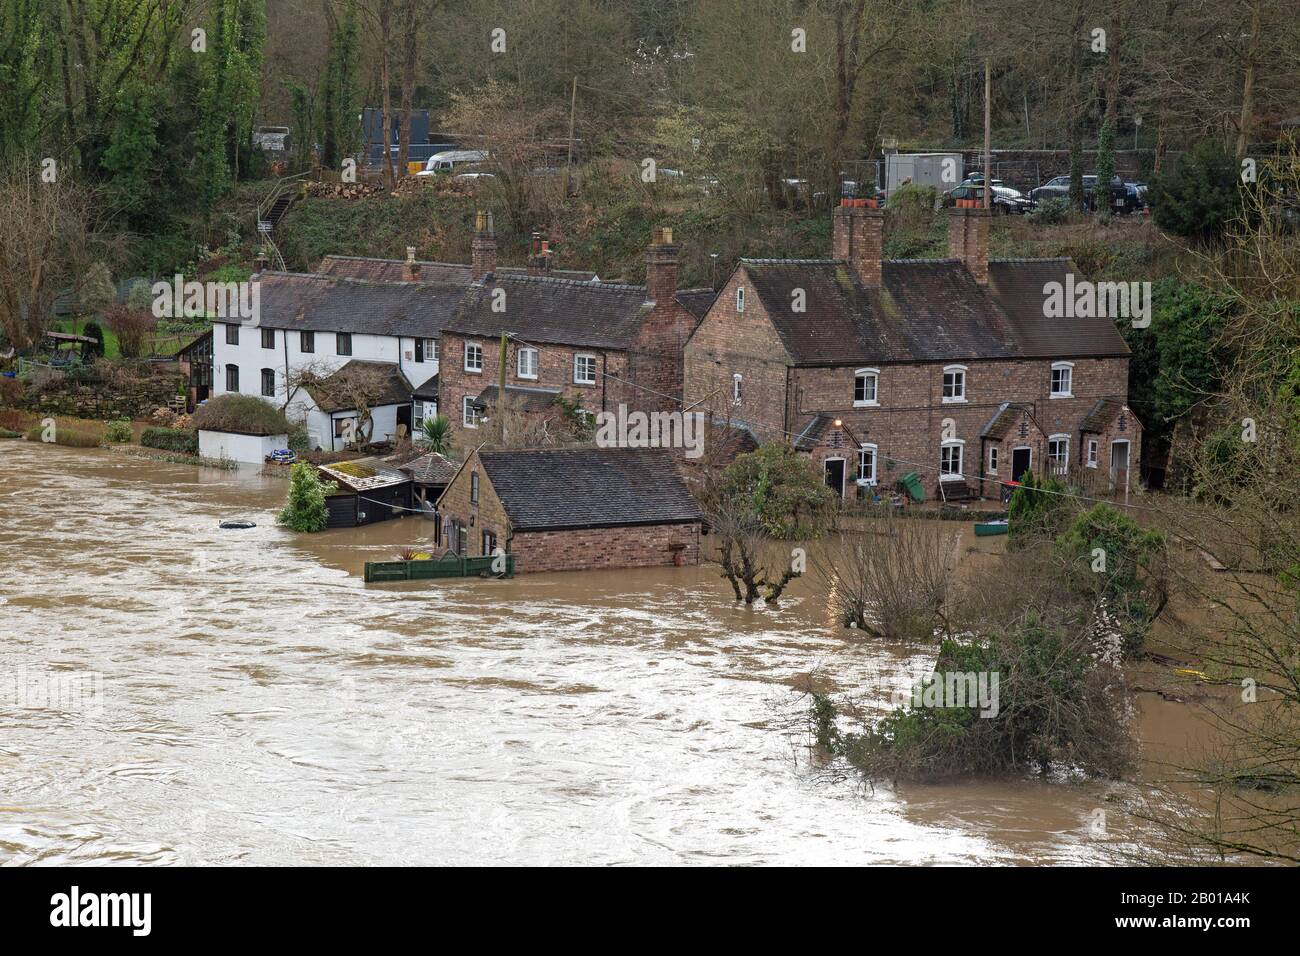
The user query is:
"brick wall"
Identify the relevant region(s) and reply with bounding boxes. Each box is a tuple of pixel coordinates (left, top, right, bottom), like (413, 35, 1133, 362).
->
(683, 266, 793, 443)
(511, 522, 701, 573)
(794, 356, 1130, 492)
(434, 450, 510, 555)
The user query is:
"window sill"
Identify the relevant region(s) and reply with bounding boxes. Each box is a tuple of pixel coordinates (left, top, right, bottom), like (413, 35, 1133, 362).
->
(1049, 392, 1073, 399)
(574, 380, 596, 387)
(1086, 462, 1098, 469)
(939, 474, 964, 482)
(464, 368, 482, 374)
(853, 400, 879, 408)
(941, 397, 967, 404)
(517, 373, 538, 381)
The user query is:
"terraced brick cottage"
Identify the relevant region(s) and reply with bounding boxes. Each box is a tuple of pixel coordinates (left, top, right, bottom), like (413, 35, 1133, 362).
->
(682, 205, 1141, 499)
(439, 217, 714, 443)
(435, 447, 703, 572)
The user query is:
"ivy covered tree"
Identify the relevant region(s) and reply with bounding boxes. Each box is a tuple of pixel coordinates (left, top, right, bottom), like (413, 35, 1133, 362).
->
(278, 462, 337, 533)
(320, 0, 361, 170)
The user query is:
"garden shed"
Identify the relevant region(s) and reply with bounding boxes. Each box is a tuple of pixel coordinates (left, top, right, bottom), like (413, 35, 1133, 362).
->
(317, 457, 413, 528)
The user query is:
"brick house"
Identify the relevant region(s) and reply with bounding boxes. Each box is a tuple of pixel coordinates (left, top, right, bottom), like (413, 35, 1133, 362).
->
(434, 447, 703, 572)
(682, 205, 1141, 499)
(438, 216, 713, 443)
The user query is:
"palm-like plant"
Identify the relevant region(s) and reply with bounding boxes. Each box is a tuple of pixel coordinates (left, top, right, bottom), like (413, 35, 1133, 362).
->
(419, 414, 451, 454)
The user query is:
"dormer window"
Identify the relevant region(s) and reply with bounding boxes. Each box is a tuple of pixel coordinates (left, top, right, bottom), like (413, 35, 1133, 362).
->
(1050, 361, 1074, 398)
(942, 365, 967, 403)
(736, 286, 745, 312)
(854, 368, 879, 406)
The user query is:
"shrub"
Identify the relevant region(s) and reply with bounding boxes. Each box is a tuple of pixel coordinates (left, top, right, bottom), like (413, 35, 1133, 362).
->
(1147, 138, 1243, 243)
(1027, 196, 1070, 225)
(25, 423, 103, 447)
(0, 428, 22, 439)
(104, 419, 133, 443)
(278, 462, 337, 533)
(82, 321, 106, 358)
(141, 426, 199, 453)
(287, 423, 311, 455)
(0, 376, 25, 405)
(1007, 471, 1072, 545)
(820, 618, 1134, 781)
(0, 409, 35, 431)
(192, 393, 289, 436)
(104, 303, 157, 358)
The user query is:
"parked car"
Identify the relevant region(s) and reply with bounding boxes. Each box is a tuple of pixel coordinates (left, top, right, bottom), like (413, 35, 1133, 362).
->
(945, 180, 1035, 214)
(416, 149, 490, 177)
(1029, 174, 1145, 213)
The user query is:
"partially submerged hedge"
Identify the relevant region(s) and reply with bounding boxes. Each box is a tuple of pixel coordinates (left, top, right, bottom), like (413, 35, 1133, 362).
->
(192, 393, 289, 436)
(141, 426, 199, 454)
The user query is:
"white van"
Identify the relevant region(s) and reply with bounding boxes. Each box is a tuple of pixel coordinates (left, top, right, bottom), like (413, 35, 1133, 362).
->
(417, 150, 490, 176)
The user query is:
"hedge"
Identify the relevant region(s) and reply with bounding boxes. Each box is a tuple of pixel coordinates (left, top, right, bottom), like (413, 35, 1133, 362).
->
(192, 393, 290, 436)
(141, 426, 199, 454)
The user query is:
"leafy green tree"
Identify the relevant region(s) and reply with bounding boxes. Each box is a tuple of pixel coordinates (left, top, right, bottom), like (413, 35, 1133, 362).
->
(711, 443, 836, 540)
(1007, 470, 1070, 546)
(101, 82, 159, 221)
(278, 462, 337, 532)
(321, 0, 361, 169)
(1148, 139, 1244, 243)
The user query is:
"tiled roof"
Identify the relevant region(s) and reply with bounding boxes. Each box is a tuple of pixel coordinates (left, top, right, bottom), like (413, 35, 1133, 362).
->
(674, 287, 718, 320)
(792, 414, 834, 451)
(319, 254, 600, 283)
(396, 451, 458, 486)
(1080, 397, 1135, 433)
(253, 271, 462, 337)
(303, 359, 413, 413)
(412, 373, 438, 399)
(737, 257, 1129, 366)
(473, 384, 562, 411)
(446, 274, 653, 350)
(980, 402, 1038, 440)
(478, 447, 702, 531)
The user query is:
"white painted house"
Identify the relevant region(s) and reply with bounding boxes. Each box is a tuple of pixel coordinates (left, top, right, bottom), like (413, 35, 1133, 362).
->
(211, 272, 462, 451)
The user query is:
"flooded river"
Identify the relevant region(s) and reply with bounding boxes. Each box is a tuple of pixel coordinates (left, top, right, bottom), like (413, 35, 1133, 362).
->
(0, 442, 1192, 865)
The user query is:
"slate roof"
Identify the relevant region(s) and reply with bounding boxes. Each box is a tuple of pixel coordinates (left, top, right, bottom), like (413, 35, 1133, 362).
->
(412, 373, 439, 399)
(674, 288, 718, 321)
(472, 384, 562, 411)
(252, 272, 462, 337)
(736, 257, 1129, 366)
(396, 451, 458, 486)
(792, 414, 834, 451)
(1080, 397, 1136, 433)
(477, 447, 702, 531)
(318, 254, 600, 283)
(303, 359, 413, 413)
(980, 402, 1039, 440)
(446, 274, 654, 350)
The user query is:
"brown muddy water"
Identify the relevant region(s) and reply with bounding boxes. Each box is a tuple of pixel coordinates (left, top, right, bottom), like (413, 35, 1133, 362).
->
(0, 442, 1197, 865)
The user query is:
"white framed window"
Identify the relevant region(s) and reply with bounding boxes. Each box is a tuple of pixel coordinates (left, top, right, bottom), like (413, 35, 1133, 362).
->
(732, 373, 743, 404)
(464, 341, 483, 373)
(1050, 361, 1074, 398)
(574, 354, 597, 385)
(1048, 435, 1070, 475)
(1086, 438, 1099, 468)
(413, 400, 426, 429)
(517, 347, 538, 379)
(462, 396, 479, 429)
(942, 365, 967, 403)
(940, 439, 964, 481)
(417, 337, 438, 363)
(854, 368, 879, 406)
(988, 445, 998, 474)
(857, 444, 878, 484)
(736, 286, 746, 312)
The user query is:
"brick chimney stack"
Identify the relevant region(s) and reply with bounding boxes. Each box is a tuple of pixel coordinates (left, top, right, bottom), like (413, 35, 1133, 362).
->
(645, 226, 679, 306)
(471, 210, 497, 280)
(404, 245, 419, 281)
(832, 205, 884, 287)
(527, 230, 552, 276)
(948, 207, 990, 285)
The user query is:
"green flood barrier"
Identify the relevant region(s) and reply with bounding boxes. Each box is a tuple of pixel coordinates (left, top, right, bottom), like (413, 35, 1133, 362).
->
(364, 552, 516, 583)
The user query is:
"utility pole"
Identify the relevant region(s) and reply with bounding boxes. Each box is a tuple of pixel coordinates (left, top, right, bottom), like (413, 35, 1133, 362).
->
(983, 57, 992, 209)
(563, 76, 578, 197)
(497, 331, 508, 445)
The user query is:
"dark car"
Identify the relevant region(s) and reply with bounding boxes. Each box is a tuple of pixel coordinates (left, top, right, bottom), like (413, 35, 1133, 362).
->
(1030, 174, 1145, 213)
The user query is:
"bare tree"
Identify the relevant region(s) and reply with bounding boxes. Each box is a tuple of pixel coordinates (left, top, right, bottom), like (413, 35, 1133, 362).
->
(284, 360, 394, 447)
